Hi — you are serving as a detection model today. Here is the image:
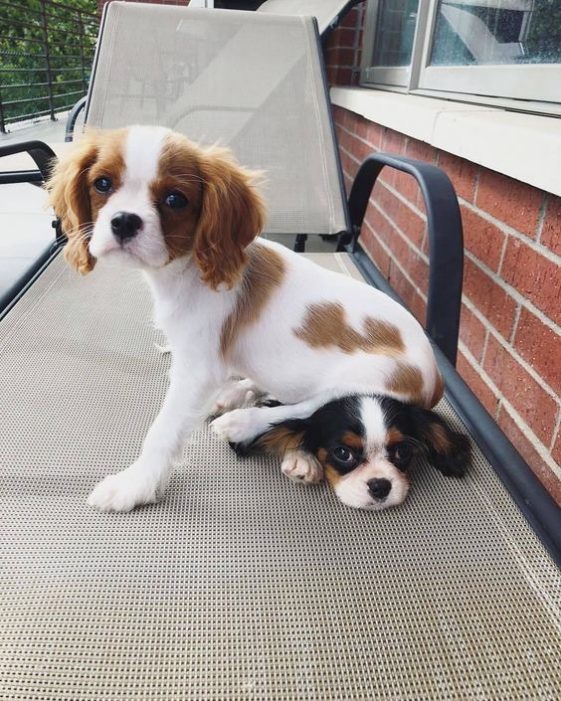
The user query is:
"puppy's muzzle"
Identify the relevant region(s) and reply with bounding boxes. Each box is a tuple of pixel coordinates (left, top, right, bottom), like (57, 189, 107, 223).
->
(111, 211, 143, 242)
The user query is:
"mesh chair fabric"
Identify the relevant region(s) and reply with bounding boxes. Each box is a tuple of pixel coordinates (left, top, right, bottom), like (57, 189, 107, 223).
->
(1, 253, 560, 699)
(86, 3, 349, 236)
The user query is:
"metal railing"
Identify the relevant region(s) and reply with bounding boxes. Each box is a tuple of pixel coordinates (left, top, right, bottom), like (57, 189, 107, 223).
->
(0, 0, 99, 133)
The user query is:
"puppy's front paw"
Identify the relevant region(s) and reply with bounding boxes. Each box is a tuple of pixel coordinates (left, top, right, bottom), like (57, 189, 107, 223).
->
(281, 450, 323, 484)
(87, 468, 159, 512)
(211, 407, 262, 444)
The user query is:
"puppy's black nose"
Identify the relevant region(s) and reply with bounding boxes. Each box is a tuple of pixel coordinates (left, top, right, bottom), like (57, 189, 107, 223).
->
(111, 212, 142, 241)
(367, 478, 391, 500)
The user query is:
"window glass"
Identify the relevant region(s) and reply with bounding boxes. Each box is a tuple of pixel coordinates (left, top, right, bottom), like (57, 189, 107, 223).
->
(372, 0, 420, 67)
(431, 0, 561, 66)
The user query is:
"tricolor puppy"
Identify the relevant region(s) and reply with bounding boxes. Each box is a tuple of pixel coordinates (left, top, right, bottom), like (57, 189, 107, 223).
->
(48, 125, 468, 512)
(230, 394, 470, 510)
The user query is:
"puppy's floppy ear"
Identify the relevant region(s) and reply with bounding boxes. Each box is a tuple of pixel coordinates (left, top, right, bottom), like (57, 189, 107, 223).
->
(230, 418, 308, 458)
(193, 147, 266, 290)
(47, 131, 100, 274)
(408, 407, 470, 477)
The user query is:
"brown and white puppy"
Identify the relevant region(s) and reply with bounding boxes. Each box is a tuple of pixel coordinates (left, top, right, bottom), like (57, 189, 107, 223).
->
(230, 394, 470, 510)
(48, 125, 462, 512)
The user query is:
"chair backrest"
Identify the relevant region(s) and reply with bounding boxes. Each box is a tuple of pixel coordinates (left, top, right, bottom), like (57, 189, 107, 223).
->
(85, 2, 349, 237)
(257, 0, 356, 34)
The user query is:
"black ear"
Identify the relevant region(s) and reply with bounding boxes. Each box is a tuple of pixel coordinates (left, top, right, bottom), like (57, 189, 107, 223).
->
(229, 418, 309, 458)
(408, 407, 470, 477)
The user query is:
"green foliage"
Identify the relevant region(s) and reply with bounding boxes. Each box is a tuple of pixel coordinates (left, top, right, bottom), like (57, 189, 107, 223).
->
(0, 0, 99, 126)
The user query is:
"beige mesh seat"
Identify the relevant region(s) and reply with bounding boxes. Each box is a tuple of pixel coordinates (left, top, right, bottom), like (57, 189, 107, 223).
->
(1, 2, 560, 699)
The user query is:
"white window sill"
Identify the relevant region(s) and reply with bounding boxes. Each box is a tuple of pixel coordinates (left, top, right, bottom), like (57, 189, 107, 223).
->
(331, 87, 561, 198)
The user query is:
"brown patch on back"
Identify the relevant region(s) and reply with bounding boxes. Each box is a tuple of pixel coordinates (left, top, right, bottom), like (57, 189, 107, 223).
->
(429, 371, 445, 408)
(386, 363, 425, 405)
(293, 302, 405, 356)
(253, 425, 304, 456)
(220, 243, 285, 358)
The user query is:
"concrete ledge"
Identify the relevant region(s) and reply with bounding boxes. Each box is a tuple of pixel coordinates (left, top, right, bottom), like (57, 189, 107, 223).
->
(331, 87, 561, 198)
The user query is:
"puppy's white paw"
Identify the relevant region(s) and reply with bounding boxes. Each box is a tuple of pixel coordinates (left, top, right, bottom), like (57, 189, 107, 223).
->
(87, 468, 160, 512)
(212, 380, 260, 415)
(281, 450, 323, 484)
(211, 407, 262, 443)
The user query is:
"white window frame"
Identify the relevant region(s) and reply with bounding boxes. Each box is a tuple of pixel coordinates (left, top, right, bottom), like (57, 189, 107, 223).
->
(361, 0, 561, 114)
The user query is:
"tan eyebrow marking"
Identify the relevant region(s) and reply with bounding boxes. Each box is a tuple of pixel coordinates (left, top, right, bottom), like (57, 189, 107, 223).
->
(220, 243, 285, 358)
(386, 427, 405, 446)
(386, 363, 425, 405)
(293, 302, 405, 355)
(341, 431, 364, 450)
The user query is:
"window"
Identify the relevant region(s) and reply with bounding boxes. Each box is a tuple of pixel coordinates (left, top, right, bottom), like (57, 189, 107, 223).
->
(362, 0, 561, 110)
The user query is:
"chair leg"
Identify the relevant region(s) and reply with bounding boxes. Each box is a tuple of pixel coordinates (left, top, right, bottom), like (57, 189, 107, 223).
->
(294, 234, 307, 252)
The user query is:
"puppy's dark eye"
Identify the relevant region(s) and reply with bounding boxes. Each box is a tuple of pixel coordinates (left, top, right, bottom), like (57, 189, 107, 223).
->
(163, 191, 188, 209)
(389, 441, 415, 470)
(331, 445, 359, 472)
(94, 177, 112, 194)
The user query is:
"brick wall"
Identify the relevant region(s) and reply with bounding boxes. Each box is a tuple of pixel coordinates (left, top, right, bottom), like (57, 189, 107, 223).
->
(327, 5, 561, 504)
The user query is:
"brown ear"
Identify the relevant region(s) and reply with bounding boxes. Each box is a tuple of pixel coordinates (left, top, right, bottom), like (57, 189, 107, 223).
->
(47, 132, 99, 274)
(193, 148, 266, 289)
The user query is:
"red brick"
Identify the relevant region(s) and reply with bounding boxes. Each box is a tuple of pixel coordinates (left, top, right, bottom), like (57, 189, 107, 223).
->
(437, 151, 478, 203)
(540, 195, 561, 257)
(384, 226, 429, 296)
(483, 335, 558, 445)
(328, 47, 356, 67)
(393, 171, 420, 208)
(460, 206, 506, 272)
(340, 8, 361, 29)
(363, 203, 394, 248)
(459, 304, 487, 363)
(360, 225, 391, 277)
(328, 27, 356, 49)
(512, 308, 561, 397)
(364, 122, 383, 150)
(381, 128, 407, 156)
(476, 169, 543, 238)
(331, 67, 353, 86)
(552, 430, 561, 466)
(405, 139, 436, 164)
(496, 405, 561, 506)
(373, 183, 425, 249)
(456, 352, 498, 416)
(463, 259, 517, 340)
(501, 238, 561, 326)
(390, 271, 426, 325)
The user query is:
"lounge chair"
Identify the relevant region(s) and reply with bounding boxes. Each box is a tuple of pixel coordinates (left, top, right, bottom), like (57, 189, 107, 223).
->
(1, 4, 559, 698)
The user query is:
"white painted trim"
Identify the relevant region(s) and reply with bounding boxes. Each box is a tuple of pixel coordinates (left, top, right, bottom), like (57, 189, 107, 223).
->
(331, 86, 561, 198)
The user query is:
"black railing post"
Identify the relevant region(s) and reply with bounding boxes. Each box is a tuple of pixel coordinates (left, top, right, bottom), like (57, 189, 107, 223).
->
(0, 84, 6, 134)
(78, 13, 88, 95)
(40, 0, 56, 122)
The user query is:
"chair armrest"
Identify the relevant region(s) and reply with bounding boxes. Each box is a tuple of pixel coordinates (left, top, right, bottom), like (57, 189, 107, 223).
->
(346, 152, 463, 367)
(65, 97, 87, 142)
(0, 140, 58, 185)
